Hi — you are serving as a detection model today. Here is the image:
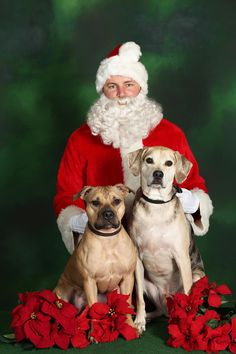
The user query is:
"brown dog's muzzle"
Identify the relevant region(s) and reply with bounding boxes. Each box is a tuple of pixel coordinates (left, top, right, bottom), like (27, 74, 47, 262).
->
(94, 206, 120, 230)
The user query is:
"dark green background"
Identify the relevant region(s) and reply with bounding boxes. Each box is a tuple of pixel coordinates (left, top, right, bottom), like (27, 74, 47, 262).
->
(0, 0, 235, 312)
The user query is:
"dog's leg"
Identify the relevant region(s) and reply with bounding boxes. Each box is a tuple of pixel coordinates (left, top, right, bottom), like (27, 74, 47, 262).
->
(174, 251, 193, 294)
(83, 278, 98, 306)
(119, 273, 137, 332)
(134, 258, 146, 334)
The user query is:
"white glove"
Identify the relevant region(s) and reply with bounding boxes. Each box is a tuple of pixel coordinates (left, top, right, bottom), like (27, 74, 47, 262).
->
(69, 212, 88, 234)
(176, 188, 199, 214)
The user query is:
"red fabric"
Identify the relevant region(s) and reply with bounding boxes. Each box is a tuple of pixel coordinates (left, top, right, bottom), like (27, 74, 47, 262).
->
(107, 44, 122, 58)
(53, 119, 208, 216)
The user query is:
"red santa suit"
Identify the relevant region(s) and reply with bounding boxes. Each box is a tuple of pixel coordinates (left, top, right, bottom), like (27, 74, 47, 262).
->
(54, 118, 213, 253)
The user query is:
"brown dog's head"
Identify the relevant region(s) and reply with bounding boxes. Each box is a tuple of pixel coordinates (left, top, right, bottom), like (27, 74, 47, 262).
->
(73, 184, 132, 233)
(128, 146, 192, 196)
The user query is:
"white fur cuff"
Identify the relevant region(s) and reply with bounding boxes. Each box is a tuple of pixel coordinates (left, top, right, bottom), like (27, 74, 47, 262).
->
(186, 188, 213, 236)
(57, 205, 85, 254)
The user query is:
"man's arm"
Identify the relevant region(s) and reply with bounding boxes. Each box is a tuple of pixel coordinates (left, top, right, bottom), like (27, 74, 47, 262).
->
(177, 130, 213, 236)
(54, 131, 87, 253)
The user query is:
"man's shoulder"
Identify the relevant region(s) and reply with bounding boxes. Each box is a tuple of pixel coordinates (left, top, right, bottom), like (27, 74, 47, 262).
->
(152, 118, 184, 135)
(68, 123, 93, 143)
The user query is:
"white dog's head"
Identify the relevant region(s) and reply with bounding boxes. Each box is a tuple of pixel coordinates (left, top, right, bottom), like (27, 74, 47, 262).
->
(128, 146, 192, 197)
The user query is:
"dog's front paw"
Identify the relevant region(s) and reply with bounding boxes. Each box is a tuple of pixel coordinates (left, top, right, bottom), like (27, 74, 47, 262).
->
(88, 334, 98, 344)
(134, 315, 146, 335)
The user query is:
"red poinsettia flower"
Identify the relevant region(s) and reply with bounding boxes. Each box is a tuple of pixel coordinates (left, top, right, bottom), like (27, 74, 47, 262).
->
(207, 283, 232, 308)
(167, 320, 195, 351)
(205, 322, 231, 353)
(89, 290, 135, 320)
(167, 291, 203, 322)
(190, 276, 210, 298)
(89, 318, 119, 343)
(11, 293, 47, 342)
(191, 276, 232, 306)
(229, 317, 236, 354)
(71, 306, 90, 349)
(50, 321, 71, 350)
(88, 290, 138, 343)
(167, 308, 222, 352)
(41, 296, 78, 334)
(22, 311, 53, 348)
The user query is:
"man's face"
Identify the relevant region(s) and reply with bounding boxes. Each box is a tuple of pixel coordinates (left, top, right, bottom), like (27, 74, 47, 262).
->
(103, 76, 141, 103)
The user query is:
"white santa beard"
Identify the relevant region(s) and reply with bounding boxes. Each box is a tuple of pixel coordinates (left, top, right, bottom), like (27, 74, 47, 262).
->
(87, 93, 163, 206)
(87, 93, 163, 149)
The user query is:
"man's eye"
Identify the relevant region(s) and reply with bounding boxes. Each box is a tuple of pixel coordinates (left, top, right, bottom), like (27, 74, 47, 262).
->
(113, 198, 121, 206)
(91, 200, 100, 207)
(107, 85, 116, 90)
(165, 160, 173, 167)
(146, 157, 154, 164)
(126, 83, 134, 87)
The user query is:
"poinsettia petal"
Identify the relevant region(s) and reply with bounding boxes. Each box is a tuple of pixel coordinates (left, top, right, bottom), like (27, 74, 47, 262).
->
(209, 334, 230, 352)
(231, 317, 236, 339)
(215, 284, 232, 295)
(89, 303, 110, 319)
(71, 332, 90, 349)
(38, 289, 58, 303)
(208, 290, 222, 307)
(13, 325, 26, 342)
(54, 332, 71, 350)
(229, 342, 236, 354)
(116, 318, 139, 340)
(168, 323, 183, 337)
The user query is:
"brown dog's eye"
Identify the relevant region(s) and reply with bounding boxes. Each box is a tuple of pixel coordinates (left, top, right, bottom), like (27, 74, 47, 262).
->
(146, 157, 154, 164)
(91, 200, 100, 207)
(113, 198, 121, 206)
(165, 160, 173, 166)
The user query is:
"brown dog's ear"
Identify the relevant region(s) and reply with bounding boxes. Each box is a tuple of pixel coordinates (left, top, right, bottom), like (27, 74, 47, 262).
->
(174, 151, 193, 184)
(128, 149, 143, 176)
(115, 184, 135, 197)
(73, 186, 93, 201)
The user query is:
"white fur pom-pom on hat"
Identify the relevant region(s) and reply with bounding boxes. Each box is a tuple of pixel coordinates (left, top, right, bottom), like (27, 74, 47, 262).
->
(95, 41, 148, 95)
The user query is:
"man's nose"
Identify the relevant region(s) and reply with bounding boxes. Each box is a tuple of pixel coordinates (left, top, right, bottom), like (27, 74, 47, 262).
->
(117, 86, 125, 97)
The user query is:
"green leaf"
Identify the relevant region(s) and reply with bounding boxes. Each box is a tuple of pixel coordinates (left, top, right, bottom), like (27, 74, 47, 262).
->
(207, 319, 219, 329)
(0, 333, 16, 344)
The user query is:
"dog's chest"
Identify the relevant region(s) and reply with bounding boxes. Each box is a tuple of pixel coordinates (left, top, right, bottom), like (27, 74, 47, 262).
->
(78, 236, 136, 292)
(131, 202, 186, 271)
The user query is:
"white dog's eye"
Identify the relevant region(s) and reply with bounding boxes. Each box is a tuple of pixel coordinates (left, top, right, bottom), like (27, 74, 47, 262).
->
(146, 157, 154, 164)
(165, 160, 173, 166)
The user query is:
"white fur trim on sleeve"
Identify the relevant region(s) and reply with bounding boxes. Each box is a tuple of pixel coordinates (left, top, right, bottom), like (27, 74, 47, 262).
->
(57, 205, 85, 254)
(186, 188, 213, 236)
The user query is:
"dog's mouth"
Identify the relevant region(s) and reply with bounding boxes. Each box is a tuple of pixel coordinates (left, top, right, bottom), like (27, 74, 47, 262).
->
(148, 178, 164, 188)
(94, 220, 120, 231)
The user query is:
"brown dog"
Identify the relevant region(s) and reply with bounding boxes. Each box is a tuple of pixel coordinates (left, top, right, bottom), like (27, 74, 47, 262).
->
(54, 184, 137, 329)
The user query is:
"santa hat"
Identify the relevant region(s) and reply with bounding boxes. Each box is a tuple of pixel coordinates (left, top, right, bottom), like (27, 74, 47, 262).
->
(95, 41, 148, 95)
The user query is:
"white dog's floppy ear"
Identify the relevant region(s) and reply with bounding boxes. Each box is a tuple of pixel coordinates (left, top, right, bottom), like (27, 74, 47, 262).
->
(128, 149, 143, 176)
(73, 186, 93, 201)
(115, 184, 135, 197)
(174, 151, 193, 184)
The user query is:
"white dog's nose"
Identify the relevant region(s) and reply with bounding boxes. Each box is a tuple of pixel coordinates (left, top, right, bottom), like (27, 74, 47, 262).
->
(153, 170, 163, 178)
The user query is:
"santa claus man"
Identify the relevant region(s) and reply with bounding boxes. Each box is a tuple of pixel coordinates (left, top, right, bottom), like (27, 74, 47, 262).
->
(54, 41, 213, 254)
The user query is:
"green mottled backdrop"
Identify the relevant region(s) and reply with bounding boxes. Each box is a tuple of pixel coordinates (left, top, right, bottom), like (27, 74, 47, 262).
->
(0, 0, 235, 310)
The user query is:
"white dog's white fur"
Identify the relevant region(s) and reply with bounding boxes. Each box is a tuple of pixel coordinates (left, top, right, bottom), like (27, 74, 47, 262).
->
(128, 146, 205, 331)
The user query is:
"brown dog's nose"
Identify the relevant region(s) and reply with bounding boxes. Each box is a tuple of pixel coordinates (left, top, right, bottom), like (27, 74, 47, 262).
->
(102, 209, 115, 220)
(153, 170, 164, 178)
